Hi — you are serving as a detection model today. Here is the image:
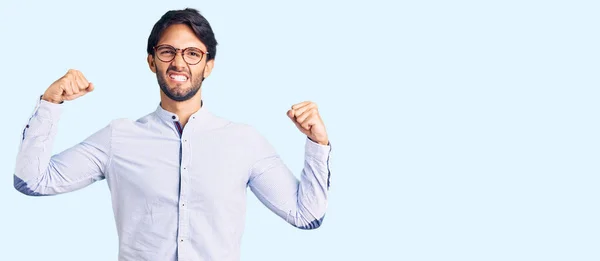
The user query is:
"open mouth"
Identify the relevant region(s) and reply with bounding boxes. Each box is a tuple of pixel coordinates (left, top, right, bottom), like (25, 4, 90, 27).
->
(168, 72, 189, 82)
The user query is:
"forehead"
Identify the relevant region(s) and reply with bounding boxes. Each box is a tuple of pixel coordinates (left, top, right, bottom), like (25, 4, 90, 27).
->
(157, 24, 206, 50)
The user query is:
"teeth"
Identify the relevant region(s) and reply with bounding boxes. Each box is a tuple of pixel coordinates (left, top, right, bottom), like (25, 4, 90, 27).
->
(169, 74, 188, 82)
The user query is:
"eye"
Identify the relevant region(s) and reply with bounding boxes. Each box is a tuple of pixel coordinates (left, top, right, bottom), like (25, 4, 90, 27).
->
(156, 46, 176, 55)
(187, 51, 201, 57)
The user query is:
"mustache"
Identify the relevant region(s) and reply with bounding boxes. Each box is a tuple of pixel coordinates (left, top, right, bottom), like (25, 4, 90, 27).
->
(166, 66, 191, 75)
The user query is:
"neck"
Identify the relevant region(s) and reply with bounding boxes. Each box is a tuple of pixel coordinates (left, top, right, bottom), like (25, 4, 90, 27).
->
(160, 92, 202, 127)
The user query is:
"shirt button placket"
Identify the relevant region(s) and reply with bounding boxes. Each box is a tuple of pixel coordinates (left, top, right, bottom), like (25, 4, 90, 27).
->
(178, 134, 190, 258)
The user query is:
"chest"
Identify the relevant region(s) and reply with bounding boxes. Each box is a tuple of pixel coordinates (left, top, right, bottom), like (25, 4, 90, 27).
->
(107, 133, 253, 204)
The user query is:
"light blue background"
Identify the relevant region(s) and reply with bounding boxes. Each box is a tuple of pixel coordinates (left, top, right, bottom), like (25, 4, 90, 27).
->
(1, 0, 599, 260)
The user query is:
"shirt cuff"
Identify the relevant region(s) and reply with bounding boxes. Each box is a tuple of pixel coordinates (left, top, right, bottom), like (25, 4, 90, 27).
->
(36, 95, 63, 122)
(305, 137, 331, 162)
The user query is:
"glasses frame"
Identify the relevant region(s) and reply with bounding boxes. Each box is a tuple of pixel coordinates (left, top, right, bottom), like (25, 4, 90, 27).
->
(153, 44, 209, 65)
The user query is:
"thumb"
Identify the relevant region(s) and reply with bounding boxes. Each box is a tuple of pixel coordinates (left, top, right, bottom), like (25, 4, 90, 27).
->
(287, 109, 304, 131)
(86, 82, 95, 92)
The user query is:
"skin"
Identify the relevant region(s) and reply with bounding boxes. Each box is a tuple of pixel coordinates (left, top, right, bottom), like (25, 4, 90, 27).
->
(147, 24, 214, 127)
(41, 24, 329, 145)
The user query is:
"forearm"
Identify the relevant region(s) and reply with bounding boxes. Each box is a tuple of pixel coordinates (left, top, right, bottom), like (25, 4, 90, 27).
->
(289, 138, 331, 229)
(250, 137, 332, 229)
(14, 98, 63, 195)
(14, 97, 109, 196)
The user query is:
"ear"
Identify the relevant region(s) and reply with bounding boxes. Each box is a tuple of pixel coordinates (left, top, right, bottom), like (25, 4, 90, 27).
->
(203, 59, 215, 79)
(147, 54, 157, 73)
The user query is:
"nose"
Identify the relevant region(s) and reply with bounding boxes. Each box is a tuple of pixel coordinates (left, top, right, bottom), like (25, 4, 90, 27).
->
(171, 51, 188, 68)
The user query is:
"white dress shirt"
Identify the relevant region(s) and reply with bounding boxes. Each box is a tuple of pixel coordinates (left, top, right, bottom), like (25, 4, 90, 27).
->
(14, 97, 332, 261)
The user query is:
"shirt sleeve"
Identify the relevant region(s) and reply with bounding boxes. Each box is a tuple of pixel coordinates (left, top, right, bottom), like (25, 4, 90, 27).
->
(248, 135, 332, 230)
(14, 96, 112, 196)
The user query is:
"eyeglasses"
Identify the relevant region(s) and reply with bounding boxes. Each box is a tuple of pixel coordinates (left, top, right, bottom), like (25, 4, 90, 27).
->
(153, 44, 208, 65)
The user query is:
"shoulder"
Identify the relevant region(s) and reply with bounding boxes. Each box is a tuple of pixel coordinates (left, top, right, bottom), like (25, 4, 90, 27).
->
(216, 116, 264, 139)
(106, 117, 141, 129)
(209, 113, 273, 147)
(103, 113, 153, 132)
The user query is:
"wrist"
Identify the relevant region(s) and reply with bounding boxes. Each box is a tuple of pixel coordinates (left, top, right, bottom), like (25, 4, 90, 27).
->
(41, 94, 63, 104)
(308, 136, 329, 146)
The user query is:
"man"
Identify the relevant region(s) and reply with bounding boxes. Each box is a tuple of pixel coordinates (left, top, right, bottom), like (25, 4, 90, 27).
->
(14, 8, 331, 261)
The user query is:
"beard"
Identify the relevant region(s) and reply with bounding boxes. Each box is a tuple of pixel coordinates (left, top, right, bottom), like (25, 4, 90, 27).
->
(157, 65, 204, 102)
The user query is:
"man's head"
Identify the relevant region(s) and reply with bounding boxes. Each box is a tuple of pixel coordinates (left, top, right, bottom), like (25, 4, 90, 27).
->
(146, 8, 217, 102)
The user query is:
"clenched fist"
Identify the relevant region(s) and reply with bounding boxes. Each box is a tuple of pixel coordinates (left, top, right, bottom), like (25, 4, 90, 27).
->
(287, 101, 329, 145)
(42, 69, 94, 104)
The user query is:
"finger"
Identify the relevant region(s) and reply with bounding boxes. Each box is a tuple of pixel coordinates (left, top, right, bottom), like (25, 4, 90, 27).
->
(70, 75, 80, 95)
(72, 70, 87, 89)
(291, 101, 311, 110)
(64, 73, 79, 94)
(295, 108, 315, 124)
(62, 79, 74, 96)
(287, 109, 304, 130)
(293, 103, 317, 117)
(293, 119, 304, 131)
(75, 83, 94, 97)
(74, 73, 87, 90)
(301, 117, 316, 130)
(76, 71, 90, 88)
(291, 102, 312, 112)
(64, 92, 84, 100)
(86, 82, 95, 92)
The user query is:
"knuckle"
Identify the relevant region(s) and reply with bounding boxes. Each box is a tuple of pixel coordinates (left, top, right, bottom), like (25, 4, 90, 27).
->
(59, 78, 70, 85)
(67, 70, 79, 78)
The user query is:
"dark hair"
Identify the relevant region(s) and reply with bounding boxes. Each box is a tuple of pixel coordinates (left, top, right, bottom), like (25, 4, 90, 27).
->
(147, 8, 217, 61)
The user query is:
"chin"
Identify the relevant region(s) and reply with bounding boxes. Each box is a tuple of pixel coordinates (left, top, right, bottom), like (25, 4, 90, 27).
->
(157, 74, 201, 102)
(161, 85, 200, 102)
(172, 90, 192, 98)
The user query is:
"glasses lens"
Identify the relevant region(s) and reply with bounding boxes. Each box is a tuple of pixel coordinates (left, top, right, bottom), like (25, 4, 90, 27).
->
(183, 48, 203, 64)
(156, 46, 176, 62)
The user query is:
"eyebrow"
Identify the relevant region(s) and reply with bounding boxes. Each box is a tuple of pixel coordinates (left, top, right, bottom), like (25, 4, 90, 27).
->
(157, 44, 204, 50)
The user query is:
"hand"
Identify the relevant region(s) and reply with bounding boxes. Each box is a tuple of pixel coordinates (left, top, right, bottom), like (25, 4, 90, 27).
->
(42, 69, 94, 104)
(287, 101, 329, 145)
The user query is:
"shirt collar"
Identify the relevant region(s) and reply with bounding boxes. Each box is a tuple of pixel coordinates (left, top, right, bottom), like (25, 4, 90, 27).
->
(153, 100, 212, 128)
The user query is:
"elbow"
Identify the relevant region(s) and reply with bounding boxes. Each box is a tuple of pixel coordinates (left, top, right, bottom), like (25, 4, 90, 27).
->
(297, 216, 325, 230)
(13, 175, 44, 196)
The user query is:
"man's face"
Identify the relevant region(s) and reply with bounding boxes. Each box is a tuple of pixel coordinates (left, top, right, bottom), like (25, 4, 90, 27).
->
(148, 24, 213, 102)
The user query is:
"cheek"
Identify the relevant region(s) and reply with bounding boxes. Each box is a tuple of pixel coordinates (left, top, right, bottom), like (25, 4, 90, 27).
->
(156, 65, 170, 76)
(192, 66, 206, 78)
